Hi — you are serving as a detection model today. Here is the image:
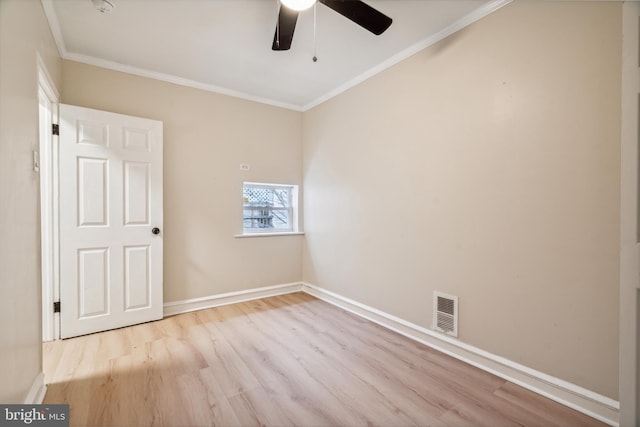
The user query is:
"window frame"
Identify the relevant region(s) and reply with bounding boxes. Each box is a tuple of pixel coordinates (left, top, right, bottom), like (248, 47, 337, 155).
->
(242, 181, 299, 235)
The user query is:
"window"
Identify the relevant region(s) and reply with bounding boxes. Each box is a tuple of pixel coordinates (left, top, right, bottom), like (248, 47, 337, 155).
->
(243, 182, 298, 234)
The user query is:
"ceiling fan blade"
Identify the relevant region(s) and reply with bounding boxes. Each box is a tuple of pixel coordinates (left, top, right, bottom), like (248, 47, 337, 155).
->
(319, 0, 392, 35)
(272, 5, 299, 51)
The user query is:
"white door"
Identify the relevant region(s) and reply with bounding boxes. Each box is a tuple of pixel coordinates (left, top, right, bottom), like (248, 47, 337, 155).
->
(59, 104, 163, 339)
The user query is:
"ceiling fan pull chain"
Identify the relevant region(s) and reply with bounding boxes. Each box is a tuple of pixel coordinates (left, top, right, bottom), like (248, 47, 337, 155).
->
(275, 0, 280, 48)
(312, 2, 318, 62)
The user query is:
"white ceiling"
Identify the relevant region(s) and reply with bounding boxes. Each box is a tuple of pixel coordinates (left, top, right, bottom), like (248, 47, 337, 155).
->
(42, 0, 510, 111)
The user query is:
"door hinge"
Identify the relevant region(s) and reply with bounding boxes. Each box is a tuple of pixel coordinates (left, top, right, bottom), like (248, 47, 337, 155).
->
(52, 124, 59, 136)
(53, 301, 61, 313)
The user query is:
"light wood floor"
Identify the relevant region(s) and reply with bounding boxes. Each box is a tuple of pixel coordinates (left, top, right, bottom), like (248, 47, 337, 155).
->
(44, 292, 606, 427)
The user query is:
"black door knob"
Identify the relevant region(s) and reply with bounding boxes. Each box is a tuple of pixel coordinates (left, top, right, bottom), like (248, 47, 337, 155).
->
(152, 227, 160, 235)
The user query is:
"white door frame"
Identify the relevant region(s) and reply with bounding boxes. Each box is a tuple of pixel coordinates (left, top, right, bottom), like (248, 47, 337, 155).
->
(619, 1, 640, 425)
(38, 55, 60, 342)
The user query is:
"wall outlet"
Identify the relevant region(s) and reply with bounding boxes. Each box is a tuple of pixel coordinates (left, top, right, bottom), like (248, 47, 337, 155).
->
(240, 163, 250, 171)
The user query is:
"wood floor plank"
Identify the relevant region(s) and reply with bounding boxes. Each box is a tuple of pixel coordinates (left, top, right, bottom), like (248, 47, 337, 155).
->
(196, 367, 246, 427)
(245, 298, 448, 426)
(441, 400, 524, 427)
(211, 306, 353, 425)
(43, 292, 608, 427)
(493, 381, 608, 427)
(227, 385, 299, 426)
(257, 296, 493, 422)
(188, 322, 261, 398)
(234, 321, 384, 425)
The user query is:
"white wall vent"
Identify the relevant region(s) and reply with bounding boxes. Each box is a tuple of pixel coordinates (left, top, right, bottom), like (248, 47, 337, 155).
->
(433, 291, 458, 338)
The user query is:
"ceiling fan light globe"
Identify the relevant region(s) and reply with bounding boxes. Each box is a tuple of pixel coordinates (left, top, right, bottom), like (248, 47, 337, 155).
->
(280, 0, 316, 12)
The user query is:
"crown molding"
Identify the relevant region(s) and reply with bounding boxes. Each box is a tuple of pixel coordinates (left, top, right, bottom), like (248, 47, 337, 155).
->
(63, 52, 304, 111)
(40, 0, 511, 112)
(301, 0, 513, 111)
(41, 0, 67, 58)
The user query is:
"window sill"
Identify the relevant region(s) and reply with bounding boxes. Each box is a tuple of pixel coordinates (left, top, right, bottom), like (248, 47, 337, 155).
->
(234, 232, 305, 238)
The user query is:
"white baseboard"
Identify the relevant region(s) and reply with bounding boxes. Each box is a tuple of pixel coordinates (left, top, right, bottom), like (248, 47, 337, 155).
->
(301, 282, 620, 427)
(162, 281, 619, 426)
(24, 372, 47, 404)
(163, 282, 304, 317)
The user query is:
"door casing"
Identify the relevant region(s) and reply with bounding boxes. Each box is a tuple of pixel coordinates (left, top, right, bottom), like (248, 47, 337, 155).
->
(38, 55, 60, 342)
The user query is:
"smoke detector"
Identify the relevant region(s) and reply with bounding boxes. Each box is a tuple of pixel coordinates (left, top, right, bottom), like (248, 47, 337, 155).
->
(92, 0, 114, 13)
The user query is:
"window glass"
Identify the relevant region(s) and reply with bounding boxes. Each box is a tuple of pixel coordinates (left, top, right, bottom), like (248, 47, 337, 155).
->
(243, 183, 297, 233)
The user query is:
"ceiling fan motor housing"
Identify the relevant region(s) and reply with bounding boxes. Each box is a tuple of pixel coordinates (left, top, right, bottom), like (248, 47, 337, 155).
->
(272, 0, 392, 51)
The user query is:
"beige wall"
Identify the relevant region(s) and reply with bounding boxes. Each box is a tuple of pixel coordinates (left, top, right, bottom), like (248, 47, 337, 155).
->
(62, 61, 303, 302)
(0, 0, 62, 403)
(302, 1, 621, 399)
(0, 0, 621, 406)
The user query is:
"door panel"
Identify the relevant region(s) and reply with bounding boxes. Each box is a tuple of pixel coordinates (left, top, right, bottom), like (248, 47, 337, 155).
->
(123, 161, 150, 225)
(78, 247, 109, 318)
(59, 104, 163, 339)
(78, 120, 108, 147)
(124, 245, 151, 310)
(78, 157, 108, 226)
(123, 127, 150, 151)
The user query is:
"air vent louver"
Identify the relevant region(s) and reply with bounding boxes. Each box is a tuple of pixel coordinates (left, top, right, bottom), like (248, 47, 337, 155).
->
(433, 292, 458, 337)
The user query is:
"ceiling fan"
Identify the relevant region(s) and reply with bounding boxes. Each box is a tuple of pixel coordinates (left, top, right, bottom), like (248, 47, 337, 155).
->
(272, 0, 392, 51)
